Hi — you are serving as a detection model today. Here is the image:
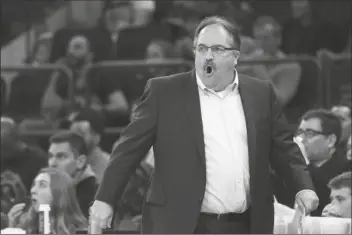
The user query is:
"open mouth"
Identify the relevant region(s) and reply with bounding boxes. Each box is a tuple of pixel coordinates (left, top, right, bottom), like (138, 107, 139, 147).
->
(205, 66, 213, 76)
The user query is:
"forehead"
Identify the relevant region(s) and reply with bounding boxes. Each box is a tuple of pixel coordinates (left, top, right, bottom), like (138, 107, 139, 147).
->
(49, 142, 73, 154)
(197, 24, 232, 47)
(34, 173, 50, 183)
(71, 120, 91, 130)
(254, 25, 276, 37)
(331, 187, 351, 198)
(299, 118, 322, 130)
(69, 36, 88, 47)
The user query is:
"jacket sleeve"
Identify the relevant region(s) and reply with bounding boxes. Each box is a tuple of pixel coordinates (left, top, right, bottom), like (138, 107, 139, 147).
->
(268, 82, 315, 195)
(95, 78, 158, 206)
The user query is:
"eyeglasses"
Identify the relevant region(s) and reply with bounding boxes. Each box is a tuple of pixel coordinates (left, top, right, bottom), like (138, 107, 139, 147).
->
(194, 45, 239, 55)
(295, 128, 329, 139)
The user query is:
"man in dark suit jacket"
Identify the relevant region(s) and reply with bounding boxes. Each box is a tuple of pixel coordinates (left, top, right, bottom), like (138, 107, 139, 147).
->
(90, 16, 318, 234)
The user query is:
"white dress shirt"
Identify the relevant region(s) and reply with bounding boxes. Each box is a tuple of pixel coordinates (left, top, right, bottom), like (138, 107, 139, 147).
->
(196, 71, 250, 214)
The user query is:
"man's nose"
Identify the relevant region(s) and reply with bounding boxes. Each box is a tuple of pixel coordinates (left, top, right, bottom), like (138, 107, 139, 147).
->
(48, 158, 58, 167)
(205, 48, 214, 60)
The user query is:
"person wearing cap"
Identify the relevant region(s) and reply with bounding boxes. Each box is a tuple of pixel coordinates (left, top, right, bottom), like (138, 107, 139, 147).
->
(69, 109, 109, 184)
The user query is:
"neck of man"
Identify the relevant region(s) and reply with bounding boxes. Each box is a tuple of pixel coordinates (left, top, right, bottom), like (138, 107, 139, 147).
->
(212, 71, 236, 92)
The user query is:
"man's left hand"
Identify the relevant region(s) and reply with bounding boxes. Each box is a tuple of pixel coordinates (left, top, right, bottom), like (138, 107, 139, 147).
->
(295, 190, 319, 213)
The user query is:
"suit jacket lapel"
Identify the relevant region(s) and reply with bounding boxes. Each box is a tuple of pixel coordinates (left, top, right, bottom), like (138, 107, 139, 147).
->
(183, 70, 206, 166)
(238, 75, 257, 181)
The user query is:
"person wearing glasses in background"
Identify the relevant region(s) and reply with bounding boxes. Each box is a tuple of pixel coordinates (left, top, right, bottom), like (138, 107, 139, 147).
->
(294, 109, 350, 216)
(90, 16, 318, 234)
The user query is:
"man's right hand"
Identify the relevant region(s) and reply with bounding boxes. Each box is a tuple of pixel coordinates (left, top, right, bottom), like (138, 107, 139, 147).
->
(90, 200, 114, 229)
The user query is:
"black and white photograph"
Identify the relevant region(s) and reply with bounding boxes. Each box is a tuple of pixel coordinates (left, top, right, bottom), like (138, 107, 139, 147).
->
(0, 0, 351, 234)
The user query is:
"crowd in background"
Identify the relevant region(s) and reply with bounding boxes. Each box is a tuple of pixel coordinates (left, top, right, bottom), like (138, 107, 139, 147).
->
(0, 0, 351, 233)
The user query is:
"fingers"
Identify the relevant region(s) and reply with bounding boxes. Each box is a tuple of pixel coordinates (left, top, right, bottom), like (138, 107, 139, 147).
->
(90, 208, 112, 230)
(8, 203, 26, 217)
(107, 216, 112, 228)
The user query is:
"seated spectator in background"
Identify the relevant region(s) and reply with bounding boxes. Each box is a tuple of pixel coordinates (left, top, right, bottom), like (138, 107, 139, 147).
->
(7, 168, 87, 234)
(331, 105, 351, 146)
(25, 32, 52, 66)
(69, 108, 109, 184)
(1, 117, 48, 209)
(145, 39, 176, 76)
(281, 0, 349, 56)
(293, 109, 350, 215)
(322, 171, 351, 218)
(93, 0, 145, 61)
(240, 16, 301, 107)
(48, 131, 97, 218)
(41, 34, 102, 121)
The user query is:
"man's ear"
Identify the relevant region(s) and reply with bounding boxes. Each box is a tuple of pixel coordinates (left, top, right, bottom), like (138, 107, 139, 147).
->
(233, 51, 240, 66)
(76, 154, 88, 170)
(327, 134, 337, 148)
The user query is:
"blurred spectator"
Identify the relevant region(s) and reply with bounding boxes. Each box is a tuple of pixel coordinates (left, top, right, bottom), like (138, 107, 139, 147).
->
(25, 32, 53, 66)
(92, 0, 134, 61)
(145, 39, 176, 76)
(240, 16, 301, 107)
(322, 171, 351, 218)
(281, 0, 349, 56)
(1, 77, 6, 113)
(294, 109, 351, 215)
(6, 33, 54, 119)
(347, 136, 352, 161)
(331, 105, 351, 146)
(1, 117, 48, 197)
(69, 108, 109, 184)
(146, 39, 175, 61)
(7, 168, 87, 234)
(1, 212, 8, 229)
(132, 0, 156, 26)
(41, 34, 103, 121)
(48, 131, 97, 218)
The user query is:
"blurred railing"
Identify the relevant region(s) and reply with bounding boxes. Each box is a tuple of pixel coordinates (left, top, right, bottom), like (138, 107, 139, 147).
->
(2, 56, 350, 149)
(318, 51, 351, 108)
(1, 64, 73, 123)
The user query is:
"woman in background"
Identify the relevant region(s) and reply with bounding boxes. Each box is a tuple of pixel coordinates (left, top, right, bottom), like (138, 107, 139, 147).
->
(7, 168, 87, 234)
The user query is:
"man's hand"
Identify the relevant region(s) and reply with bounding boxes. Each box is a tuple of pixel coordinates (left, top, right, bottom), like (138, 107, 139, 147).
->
(90, 200, 114, 229)
(295, 190, 319, 214)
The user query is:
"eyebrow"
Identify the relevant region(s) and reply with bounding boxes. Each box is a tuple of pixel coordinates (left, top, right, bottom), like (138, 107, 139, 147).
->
(34, 179, 50, 185)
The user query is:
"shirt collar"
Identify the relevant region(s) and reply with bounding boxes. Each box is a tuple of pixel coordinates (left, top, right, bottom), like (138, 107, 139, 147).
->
(195, 69, 239, 95)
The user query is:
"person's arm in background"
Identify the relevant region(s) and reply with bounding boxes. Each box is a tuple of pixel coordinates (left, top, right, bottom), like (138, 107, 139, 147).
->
(252, 62, 301, 106)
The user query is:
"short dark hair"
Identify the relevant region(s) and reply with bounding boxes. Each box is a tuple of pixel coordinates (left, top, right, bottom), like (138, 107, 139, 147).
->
(50, 130, 88, 156)
(72, 108, 105, 136)
(328, 171, 351, 192)
(301, 109, 342, 145)
(193, 16, 241, 50)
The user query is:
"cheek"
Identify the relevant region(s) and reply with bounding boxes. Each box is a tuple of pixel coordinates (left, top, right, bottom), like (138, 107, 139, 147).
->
(60, 160, 77, 174)
(38, 189, 53, 205)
